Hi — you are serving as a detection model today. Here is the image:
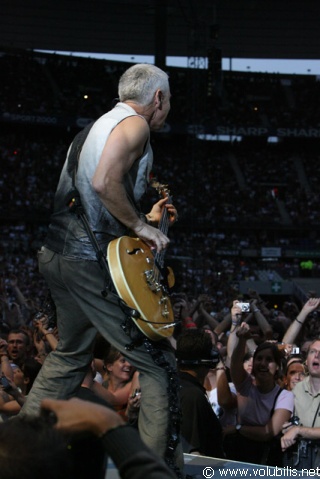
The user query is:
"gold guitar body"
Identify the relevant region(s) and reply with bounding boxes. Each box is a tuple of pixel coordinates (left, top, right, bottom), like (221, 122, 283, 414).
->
(107, 236, 175, 341)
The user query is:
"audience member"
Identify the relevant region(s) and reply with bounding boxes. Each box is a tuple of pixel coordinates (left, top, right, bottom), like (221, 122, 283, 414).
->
(283, 356, 306, 391)
(99, 346, 141, 421)
(5, 329, 31, 368)
(176, 329, 224, 458)
(281, 338, 320, 469)
(205, 361, 238, 427)
(0, 358, 42, 419)
(223, 301, 294, 466)
(282, 297, 320, 346)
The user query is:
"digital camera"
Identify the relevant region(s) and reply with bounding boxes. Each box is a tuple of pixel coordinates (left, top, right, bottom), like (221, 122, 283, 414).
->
(289, 415, 300, 426)
(238, 302, 250, 313)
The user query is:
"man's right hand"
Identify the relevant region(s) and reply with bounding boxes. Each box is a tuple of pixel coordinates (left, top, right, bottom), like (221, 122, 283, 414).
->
(41, 397, 126, 437)
(132, 222, 170, 252)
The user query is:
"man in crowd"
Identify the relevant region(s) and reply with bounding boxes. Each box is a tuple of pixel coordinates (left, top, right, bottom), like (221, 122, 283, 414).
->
(176, 329, 224, 458)
(281, 339, 320, 468)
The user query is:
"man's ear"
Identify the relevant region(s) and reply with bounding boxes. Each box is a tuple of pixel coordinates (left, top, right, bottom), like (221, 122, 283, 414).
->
(156, 90, 163, 109)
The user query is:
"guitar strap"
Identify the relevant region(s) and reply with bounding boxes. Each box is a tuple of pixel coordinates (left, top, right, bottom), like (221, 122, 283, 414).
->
(65, 121, 113, 291)
(65, 123, 140, 324)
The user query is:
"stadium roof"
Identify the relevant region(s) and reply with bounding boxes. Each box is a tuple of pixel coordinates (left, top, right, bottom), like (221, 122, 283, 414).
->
(1, 0, 320, 61)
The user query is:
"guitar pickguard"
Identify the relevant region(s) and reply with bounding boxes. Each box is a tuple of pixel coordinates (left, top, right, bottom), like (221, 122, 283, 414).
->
(107, 236, 175, 341)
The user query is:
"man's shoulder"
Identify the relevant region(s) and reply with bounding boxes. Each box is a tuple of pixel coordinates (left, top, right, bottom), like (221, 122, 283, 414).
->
(179, 375, 207, 402)
(179, 375, 202, 393)
(293, 376, 310, 396)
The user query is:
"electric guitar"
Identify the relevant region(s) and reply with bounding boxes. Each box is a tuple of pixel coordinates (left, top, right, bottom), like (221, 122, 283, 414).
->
(107, 181, 175, 341)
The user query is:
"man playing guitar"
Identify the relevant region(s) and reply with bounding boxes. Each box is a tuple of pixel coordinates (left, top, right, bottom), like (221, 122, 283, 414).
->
(20, 64, 182, 477)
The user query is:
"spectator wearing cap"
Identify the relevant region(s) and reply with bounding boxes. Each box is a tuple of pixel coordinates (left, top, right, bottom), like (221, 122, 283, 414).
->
(176, 329, 224, 458)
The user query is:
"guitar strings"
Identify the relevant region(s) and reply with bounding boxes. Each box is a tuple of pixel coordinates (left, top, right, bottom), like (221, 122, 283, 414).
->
(153, 202, 170, 282)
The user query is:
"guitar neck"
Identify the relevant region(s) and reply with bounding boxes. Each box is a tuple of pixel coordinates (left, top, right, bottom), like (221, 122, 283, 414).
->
(154, 192, 172, 270)
(150, 180, 172, 267)
(158, 193, 172, 237)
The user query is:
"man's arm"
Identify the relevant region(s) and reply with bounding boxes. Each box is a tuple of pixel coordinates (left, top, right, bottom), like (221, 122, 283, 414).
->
(250, 299, 273, 339)
(41, 398, 177, 479)
(282, 298, 320, 345)
(229, 302, 252, 390)
(281, 424, 320, 451)
(238, 408, 292, 442)
(91, 116, 171, 252)
(0, 340, 13, 380)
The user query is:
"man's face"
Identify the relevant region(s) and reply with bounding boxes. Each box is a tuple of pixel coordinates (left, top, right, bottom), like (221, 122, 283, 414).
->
(306, 341, 320, 377)
(7, 333, 28, 362)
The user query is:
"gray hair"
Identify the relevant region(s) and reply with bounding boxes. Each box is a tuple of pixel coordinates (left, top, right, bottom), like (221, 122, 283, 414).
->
(118, 63, 169, 106)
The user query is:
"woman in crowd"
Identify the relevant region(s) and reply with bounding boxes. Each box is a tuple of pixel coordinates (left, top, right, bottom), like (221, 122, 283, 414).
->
(223, 300, 294, 466)
(99, 346, 141, 422)
(283, 356, 306, 391)
(0, 358, 42, 419)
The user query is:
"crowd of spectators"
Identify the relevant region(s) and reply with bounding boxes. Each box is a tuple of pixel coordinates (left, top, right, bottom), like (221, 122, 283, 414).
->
(2, 129, 320, 229)
(1, 270, 320, 471)
(220, 72, 320, 129)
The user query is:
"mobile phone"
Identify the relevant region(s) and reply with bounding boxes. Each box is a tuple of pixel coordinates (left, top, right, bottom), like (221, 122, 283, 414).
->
(131, 388, 141, 399)
(0, 376, 12, 392)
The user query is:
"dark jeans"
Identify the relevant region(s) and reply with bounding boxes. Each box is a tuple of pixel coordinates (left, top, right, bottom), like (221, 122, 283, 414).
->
(21, 247, 184, 474)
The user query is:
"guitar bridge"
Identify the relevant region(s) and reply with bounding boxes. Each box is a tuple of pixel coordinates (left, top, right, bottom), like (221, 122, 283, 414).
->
(144, 270, 162, 292)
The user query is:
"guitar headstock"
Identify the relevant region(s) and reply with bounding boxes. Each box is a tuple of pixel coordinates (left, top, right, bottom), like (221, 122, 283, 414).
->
(150, 178, 170, 199)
